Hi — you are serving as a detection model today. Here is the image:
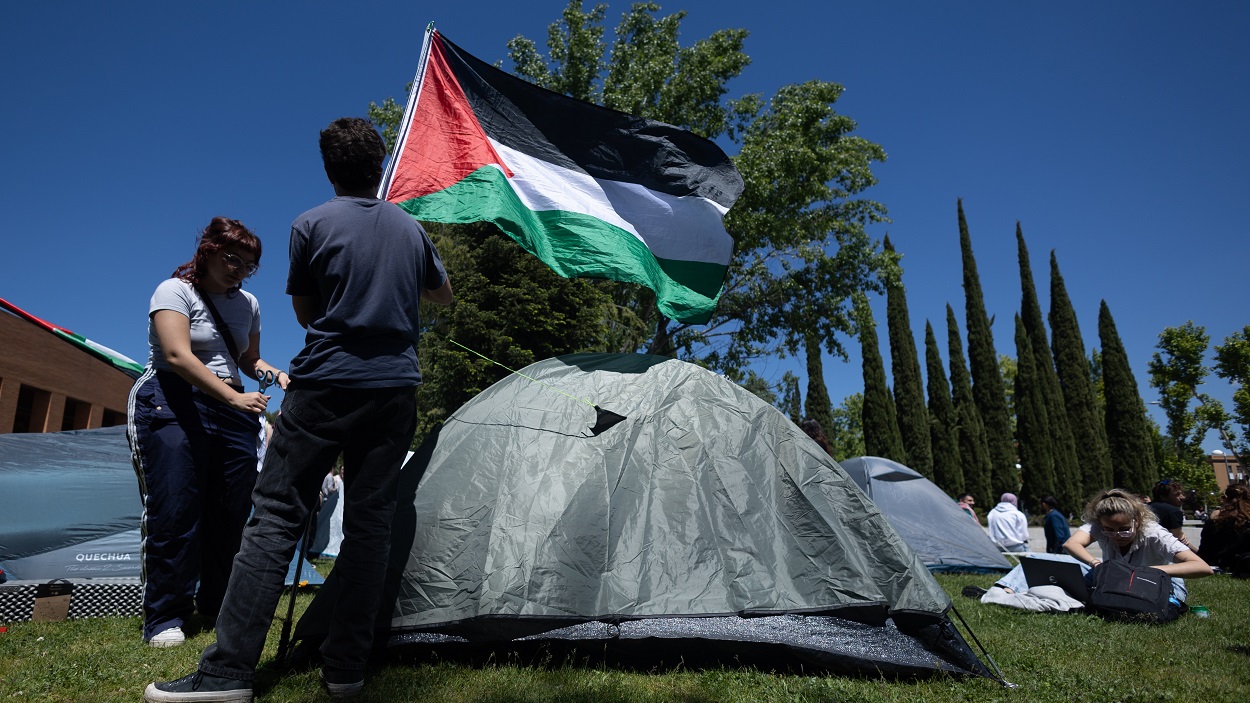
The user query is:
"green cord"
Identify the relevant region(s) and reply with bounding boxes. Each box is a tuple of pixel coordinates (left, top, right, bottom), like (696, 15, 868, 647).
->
(447, 339, 596, 408)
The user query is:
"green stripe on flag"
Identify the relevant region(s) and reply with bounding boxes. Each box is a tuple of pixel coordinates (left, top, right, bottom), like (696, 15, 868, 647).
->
(52, 329, 145, 377)
(397, 167, 727, 323)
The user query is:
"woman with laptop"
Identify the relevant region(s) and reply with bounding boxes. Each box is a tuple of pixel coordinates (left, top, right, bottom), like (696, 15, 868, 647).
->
(977, 489, 1211, 608)
(1063, 489, 1212, 602)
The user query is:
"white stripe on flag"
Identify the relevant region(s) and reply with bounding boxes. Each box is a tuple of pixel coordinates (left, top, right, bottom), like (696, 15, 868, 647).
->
(491, 140, 734, 266)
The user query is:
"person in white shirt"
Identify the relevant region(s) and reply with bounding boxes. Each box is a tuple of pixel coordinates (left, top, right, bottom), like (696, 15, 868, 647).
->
(987, 492, 1029, 553)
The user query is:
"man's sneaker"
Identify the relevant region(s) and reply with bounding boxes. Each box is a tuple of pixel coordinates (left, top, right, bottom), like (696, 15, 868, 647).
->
(143, 671, 252, 702)
(962, 585, 988, 599)
(320, 667, 365, 699)
(148, 626, 186, 648)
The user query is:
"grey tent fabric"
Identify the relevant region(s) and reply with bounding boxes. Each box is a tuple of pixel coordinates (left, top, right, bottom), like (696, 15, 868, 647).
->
(0, 426, 140, 580)
(298, 353, 994, 677)
(0, 426, 322, 586)
(838, 456, 1012, 573)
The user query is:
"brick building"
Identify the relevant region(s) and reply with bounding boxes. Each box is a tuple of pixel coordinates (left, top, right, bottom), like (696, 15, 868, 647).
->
(0, 299, 140, 434)
(1208, 451, 1246, 492)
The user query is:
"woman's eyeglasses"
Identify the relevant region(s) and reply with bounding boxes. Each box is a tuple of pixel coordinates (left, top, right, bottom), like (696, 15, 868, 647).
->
(1102, 520, 1136, 539)
(221, 252, 259, 276)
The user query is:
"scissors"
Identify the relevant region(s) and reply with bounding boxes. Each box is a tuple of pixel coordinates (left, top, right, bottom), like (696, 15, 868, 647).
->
(258, 369, 278, 394)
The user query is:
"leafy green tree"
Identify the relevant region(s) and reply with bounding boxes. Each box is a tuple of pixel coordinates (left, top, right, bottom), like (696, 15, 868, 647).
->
(827, 393, 866, 461)
(414, 222, 615, 443)
(1213, 326, 1250, 460)
(740, 370, 777, 406)
(1148, 322, 1225, 496)
(1016, 226, 1081, 509)
(1015, 314, 1054, 504)
(858, 295, 905, 461)
(803, 333, 835, 438)
(948, 304, 993, 504)
(925, 321, 963, 495)
(957, 201, 1017, 496)
(706, 78, 892, 374)
(884, 236, 933, 479)
(1049, 251, 1112, 494)
(1098, 300, 1158, 493)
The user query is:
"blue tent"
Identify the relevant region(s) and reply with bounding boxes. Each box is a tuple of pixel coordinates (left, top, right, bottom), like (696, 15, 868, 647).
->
(838, 456, 1011, 573)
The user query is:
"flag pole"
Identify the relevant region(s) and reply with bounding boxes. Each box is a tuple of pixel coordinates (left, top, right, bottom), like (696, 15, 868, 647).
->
(377, 22, 436, 200)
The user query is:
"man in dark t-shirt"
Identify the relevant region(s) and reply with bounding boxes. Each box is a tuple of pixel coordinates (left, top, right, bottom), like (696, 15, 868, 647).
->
(147, 117, 453, 703)
(1150, 480, 1192, 549)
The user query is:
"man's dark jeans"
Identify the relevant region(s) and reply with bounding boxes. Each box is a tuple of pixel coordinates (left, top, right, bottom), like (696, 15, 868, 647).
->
(198, 384, 416, 680)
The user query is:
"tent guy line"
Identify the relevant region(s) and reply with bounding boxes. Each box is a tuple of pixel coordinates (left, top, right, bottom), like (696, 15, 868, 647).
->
(446, 338, 627, 435)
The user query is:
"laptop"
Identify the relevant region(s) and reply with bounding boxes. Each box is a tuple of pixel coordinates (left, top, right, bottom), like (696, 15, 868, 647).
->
(1019, 556, 1090, 601)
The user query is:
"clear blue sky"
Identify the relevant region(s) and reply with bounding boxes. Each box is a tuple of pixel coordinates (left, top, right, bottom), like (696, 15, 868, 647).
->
(3, 1, 1247, 450)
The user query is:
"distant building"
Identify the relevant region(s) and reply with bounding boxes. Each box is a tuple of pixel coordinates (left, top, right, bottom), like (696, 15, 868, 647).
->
(1208, 451, 1246, 491)
(0, 298, 140, 434)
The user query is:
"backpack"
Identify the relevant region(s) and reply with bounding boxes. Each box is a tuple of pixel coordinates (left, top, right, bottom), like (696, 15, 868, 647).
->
(1086, 560, 1182, 624)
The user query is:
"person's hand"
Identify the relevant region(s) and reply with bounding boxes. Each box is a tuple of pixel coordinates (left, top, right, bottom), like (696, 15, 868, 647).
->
(276, 370, 290, 391)
(228, 391, 271, 415)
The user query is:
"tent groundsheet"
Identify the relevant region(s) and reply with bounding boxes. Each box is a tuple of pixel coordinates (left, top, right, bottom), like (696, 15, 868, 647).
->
(297, 354, 996, 678)
(838, 456, 1012, 573)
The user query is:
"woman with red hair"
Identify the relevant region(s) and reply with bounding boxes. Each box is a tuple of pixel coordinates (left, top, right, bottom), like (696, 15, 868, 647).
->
(126, 217, 288, 648)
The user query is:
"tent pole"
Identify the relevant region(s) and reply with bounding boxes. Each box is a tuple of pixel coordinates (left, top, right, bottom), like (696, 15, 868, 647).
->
(948, 604, 1017, 688)
(276, 507, 317, 664)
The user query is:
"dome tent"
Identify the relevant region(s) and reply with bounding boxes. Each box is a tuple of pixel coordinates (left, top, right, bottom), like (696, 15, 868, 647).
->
(297, 353, 997, 678)
(0, 426, 322, 588)
(838, 456, 1013, 573)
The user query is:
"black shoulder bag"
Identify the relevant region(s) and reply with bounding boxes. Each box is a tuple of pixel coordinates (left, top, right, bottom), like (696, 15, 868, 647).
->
(196, 286, 243, 379)
(1087, 560, 1182, 624)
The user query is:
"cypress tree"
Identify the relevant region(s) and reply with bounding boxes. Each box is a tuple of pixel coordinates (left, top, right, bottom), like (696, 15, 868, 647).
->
(958, 201, 1018, 496)
(1099, 300, 1159, 493)
(778, 371, 802, 424)
(1015, 314, 1056, 508)
(859, 296, 906, 462)
(1049, 252, 1113, 494)
(948, 304, 993, 505)
(884, 236, 934, 479)
(804, 332, 835, 438)
(1017, 226, 1082, 510)
(926, 320, 963, 495)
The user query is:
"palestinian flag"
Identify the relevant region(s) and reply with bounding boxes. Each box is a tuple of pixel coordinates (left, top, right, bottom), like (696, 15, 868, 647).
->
(379, 28, 744, 324)
(0, 297, 144, 379)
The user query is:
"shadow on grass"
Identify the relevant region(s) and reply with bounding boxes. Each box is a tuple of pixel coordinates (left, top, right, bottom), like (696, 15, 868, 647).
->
(1228, 643, 1250, 658)
(383, 639, 981, 685)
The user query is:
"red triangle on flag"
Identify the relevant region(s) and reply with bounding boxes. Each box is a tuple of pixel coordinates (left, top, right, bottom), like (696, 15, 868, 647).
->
(385, 34, 513, 203)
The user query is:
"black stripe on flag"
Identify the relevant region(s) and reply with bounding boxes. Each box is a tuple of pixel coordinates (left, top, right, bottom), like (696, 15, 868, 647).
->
(440, 35, 744, 209)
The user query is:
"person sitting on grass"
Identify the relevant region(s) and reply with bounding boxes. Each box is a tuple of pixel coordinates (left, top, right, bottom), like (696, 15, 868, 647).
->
(978, 489, 1211, 607)
(1064, 488, 1212, 604)
(987, 493, 1029, 553)
(1040, 496, 1071, 554)
(1197, 483, 1250, 576)
(956, 493, 979, 524)
(1149, 479, 1193, 548)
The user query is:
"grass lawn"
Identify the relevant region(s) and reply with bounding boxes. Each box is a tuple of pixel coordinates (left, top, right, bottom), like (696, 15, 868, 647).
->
(2, 566, 1247, 703)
